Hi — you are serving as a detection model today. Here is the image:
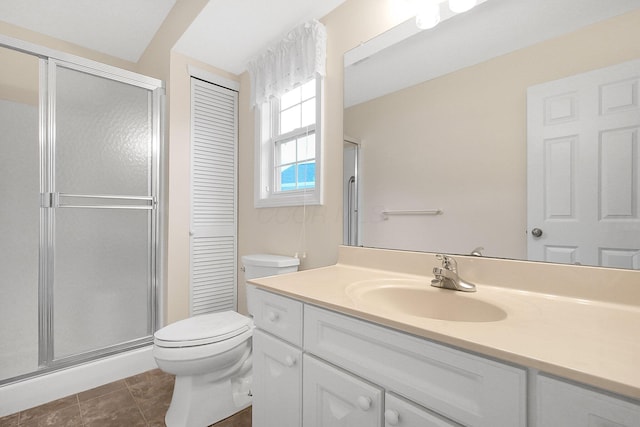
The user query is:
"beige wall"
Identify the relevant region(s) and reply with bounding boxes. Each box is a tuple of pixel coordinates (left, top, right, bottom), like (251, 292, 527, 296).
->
(0, 46, 38, 105)
(344, 9, 640, 259)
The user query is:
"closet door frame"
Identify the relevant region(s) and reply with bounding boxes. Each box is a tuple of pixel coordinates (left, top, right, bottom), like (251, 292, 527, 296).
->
(189, 70, 239, 316)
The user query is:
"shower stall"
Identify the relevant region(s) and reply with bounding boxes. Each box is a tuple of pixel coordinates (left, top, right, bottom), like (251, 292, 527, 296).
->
(0, 39, 163, 397)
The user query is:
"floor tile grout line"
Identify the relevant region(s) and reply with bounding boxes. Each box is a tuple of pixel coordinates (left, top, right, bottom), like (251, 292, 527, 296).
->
(75, 393, 87, 427)
(125, 378, 151, 426)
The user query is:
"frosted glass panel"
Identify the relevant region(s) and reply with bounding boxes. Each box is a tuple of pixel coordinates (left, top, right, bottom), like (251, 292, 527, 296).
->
(55, 66, 152, 196)
(52, 64, 156, 360)
(53, 209, 151, 358)
(0, 47, 40, 381)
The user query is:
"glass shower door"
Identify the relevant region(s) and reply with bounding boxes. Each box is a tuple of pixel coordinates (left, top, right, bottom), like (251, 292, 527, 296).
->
(46, 63, 158, 363)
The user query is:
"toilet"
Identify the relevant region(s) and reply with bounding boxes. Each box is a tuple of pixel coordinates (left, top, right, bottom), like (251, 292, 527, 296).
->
(153, 254, 300, 427)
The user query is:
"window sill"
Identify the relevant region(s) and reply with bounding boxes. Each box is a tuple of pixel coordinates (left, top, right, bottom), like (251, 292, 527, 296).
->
(254, 190, 322, 208)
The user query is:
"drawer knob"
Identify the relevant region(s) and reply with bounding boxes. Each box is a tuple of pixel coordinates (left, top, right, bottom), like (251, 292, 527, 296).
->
(267, 311, 279, 322)
(284, 355, 296, 367)
(356, 396, 372, 411)
(384, 409, 400, 425)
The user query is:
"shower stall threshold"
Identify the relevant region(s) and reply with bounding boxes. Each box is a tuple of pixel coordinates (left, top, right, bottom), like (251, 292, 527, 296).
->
(0, 345, 156, 416)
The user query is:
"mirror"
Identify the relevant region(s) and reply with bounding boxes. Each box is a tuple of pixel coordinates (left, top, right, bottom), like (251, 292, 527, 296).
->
(343, 0, 640, 269)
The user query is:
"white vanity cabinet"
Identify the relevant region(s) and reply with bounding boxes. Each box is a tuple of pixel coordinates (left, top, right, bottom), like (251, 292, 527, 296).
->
(536, 375, 640, 426)
(250, 286, 527, 427)
(250, 287, 640, 426)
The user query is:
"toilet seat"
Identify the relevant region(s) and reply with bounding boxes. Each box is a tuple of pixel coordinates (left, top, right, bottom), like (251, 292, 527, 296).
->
(154, 311, 252, 348)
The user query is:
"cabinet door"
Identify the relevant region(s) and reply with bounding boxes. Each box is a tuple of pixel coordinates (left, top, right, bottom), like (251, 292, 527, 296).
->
(384, 393, 461, 427)
(303, 354, 383, 427)
(537, 375, 640, 427)
(252, 330, 302, 427)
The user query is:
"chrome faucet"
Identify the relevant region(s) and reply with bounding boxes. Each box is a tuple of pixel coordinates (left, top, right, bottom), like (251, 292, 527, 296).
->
(431, 254, 476, 292)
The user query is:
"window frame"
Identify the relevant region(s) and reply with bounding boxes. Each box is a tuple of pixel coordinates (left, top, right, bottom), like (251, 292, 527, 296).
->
(254, 77, 323, 208)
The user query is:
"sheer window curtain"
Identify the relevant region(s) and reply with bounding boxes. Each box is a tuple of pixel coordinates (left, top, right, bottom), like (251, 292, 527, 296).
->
(247, 19, 327, 107)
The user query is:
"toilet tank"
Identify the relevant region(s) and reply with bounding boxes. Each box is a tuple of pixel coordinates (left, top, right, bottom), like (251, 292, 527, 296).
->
(242, 254, 299, 317)
(241, 254, 300, 280)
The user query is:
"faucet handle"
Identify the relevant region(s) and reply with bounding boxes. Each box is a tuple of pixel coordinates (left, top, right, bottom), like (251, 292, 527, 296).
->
(435, 254, 457, 271)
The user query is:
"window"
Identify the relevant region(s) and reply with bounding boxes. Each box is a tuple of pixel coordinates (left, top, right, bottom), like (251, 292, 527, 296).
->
(255, 77, 323, 207)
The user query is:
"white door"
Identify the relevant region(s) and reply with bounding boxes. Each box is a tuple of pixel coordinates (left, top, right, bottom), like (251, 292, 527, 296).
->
(252, 330, 302, 427)
(527, 59, 640, 269)
(303, 354, 383, 427)
(189, 78, 238, 314)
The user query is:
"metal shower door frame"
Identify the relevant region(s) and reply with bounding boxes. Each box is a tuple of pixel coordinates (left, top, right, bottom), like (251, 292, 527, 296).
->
(37, 58, 164, 369)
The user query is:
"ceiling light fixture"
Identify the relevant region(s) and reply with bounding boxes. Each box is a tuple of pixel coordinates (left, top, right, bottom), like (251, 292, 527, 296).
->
(449, 0, 477, 13)
(415, 1, 441, 29)
(411, 0, 483, 30)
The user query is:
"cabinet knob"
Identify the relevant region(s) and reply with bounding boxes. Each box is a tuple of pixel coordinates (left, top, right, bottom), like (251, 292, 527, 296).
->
(384, 409, 400, 425)
(267, 311, 279, 322)
(284, 355, 296, 367)
(356, 396, 372, 411)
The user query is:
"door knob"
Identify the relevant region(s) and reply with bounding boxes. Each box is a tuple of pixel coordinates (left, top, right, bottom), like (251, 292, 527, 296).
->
(531, 228, 543, 237)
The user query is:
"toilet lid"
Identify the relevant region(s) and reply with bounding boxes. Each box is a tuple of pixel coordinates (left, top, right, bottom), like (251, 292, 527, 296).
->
(154, 311, 252, 348)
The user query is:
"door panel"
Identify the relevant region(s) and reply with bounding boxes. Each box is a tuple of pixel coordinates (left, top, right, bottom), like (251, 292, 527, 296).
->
(55, 66, 152, 196)
(252, 330, 302, 427)
(527, 59, 640, 269)
(303, 354, 383, 427)
(53, 208, 151, 358)
(189, 78, 238, 315)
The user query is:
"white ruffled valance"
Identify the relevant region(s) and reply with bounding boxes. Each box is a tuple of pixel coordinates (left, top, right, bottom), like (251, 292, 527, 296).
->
(247, 20, 327, 107)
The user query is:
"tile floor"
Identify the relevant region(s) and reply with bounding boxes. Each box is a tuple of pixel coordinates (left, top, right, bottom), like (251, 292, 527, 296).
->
(0, 369, 251, 427)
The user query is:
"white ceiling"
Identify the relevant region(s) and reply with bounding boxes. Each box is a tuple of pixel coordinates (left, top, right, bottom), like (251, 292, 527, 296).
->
(0, 0, 346, 74)
(173, 0, 347, 75)
(0, 0, 176, 62)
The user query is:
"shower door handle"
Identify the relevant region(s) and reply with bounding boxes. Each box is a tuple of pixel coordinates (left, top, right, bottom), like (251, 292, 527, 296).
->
(51, 193, 155, 210)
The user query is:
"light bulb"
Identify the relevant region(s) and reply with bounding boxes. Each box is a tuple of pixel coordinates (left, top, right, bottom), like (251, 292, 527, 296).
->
(448, 0, 477, 13)
(415, 1, 441, 29)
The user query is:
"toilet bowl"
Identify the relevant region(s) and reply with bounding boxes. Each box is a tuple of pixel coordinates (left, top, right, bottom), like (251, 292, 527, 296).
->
(153, 253, 299, 427)
(153, 311, 253, 427)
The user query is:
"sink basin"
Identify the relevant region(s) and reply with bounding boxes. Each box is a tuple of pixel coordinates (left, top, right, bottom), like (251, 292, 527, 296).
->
(346, 279, 507, 322)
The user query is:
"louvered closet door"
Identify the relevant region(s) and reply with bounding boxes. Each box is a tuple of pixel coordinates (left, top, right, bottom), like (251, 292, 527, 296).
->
(190, 78, 238, 315)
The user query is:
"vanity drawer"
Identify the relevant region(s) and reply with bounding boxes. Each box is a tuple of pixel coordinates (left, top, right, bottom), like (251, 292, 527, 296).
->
(252, 288, 303, 346)
(304, 305, 526, 427)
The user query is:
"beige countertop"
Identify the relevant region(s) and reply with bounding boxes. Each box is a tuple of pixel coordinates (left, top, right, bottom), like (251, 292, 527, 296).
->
(248, 247, 640, 401)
